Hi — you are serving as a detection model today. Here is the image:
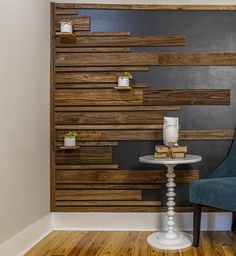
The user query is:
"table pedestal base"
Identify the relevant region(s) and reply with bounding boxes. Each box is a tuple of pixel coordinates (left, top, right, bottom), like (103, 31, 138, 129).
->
(147, 231, 192, 250)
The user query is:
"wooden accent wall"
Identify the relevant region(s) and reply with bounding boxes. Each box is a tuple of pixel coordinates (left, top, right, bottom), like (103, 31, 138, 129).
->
(51, 3, 236, 212)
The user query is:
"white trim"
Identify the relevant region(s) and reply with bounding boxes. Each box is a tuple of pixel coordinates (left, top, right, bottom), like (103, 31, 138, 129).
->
(52, 212, 232, 231)
(0, 214, 52, 256)
(0, 212, 232, 255)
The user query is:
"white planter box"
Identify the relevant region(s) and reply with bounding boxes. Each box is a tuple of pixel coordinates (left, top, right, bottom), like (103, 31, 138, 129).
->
(118, 77, 129, 87)
(60, 22, 73, 33)
(64, 137, 76, 147)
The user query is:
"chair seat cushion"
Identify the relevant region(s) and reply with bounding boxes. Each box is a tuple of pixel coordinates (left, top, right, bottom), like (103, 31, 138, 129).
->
(189, 177, 236, 211)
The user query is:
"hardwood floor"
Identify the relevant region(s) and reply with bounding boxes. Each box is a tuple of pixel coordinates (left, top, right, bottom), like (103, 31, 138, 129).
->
(25, 231, 236, 256)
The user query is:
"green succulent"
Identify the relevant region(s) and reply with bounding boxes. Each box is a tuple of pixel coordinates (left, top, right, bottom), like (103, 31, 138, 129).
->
(65, 131, 77, 138)
(119, 72, 133, 80)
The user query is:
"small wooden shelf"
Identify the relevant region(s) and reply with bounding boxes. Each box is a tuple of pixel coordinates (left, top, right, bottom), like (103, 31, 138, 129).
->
(59, 146, 80, 150)
(114, 86, 132, 90)
(56, 32, 76, 39)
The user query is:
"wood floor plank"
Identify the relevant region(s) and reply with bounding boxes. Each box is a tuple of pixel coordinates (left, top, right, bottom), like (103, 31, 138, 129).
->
(26, 231, 236, 255)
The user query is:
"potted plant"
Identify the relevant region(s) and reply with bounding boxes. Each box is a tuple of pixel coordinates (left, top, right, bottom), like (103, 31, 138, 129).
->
(64, 131, 77, 147)
(59, 19, 73, 33)
(118, 72, 132, 87)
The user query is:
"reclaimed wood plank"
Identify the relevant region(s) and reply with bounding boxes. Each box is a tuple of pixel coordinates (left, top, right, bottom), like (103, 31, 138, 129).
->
(56, 141, 118, 147)
(55, 9, 78, 15)
(56, 147, 112, 165)
(56, 184, 161, 189)
(55, 170, 199, 184)
(55, 47, 131, 53)
(55, 112, 166, 125)
(55, 83, 148, 89)
(55, 130, 234, 141)
(56, 164, 118, 170)
(57, 36, 186, 47)
(55, 190, 142, 200)
(55, 89, 143, 106)
(144, 89, 230, 105)
(55, 66, 148, 72)
(55, 105, 180, 112)
(55, 52, 236, 66)
(56, 201, 161, 206)
(55, 72, 118, 83)
(55, 3, 236, 11)
(74, 31, 131, 37)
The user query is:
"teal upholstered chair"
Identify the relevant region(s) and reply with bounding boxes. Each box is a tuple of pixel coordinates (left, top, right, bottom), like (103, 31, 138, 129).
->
(189, 135, 236, 247)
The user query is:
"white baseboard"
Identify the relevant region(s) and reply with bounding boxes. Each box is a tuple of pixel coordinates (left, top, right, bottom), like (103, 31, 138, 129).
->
(0, 214, 52, 256)
(52, 212, 233, 231)
(0, 211, 232, 256)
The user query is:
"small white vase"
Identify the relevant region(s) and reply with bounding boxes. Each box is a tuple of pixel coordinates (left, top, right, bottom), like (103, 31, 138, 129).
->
(64, 137, 76, 147)
(60, 22, 73, 33)
(118, 77, 129, 87)
(163, 117, 179, 146)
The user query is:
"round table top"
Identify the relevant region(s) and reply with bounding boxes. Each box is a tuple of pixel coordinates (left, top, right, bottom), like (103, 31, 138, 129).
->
(139, 154, 202, 165)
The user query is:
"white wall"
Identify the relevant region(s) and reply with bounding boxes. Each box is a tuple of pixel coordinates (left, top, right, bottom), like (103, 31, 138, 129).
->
(0, 0, 50, 244)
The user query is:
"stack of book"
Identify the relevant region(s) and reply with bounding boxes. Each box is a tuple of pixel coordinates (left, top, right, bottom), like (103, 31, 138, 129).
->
(155, 145, 187, 159)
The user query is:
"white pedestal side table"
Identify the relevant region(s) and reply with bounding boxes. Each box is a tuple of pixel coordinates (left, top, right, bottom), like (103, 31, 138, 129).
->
(139, 154, 202, 250)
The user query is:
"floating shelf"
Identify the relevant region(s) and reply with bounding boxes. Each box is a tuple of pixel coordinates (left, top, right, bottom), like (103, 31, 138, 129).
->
(59, 145, 80, 150)
(114, 86, 132, 90)
(56, 32, 76, 39)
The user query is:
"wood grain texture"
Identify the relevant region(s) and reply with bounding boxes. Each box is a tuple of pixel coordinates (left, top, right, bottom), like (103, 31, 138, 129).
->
(57, 36, 186, 47)
(55, 9, 78, 15)
(56, 141, 118, 147)
(55, 72, 118, 83)
(56, 130, 234, 141)
(55, 111, 166, 125)
(55, 3, 236, 10)
(56, 184, 161, 189)
(55, 52, 236, 66)
(26, 231, 236, 256)
(55, 170, 199, 184)
(55, 83, 148, 89)
(74, 31, 131, 37)
(56, 201, 161, 206)
(144, 89, 230, 105)
(56, 147, 112, 165)
(55, 105, 180, 112)
(55, 190, 142, 200)
(55, 47, 131, 53)
(55, 66, 149, 72)
(55, 124, 163, 130)
(56, 164, 118, 170)
(55, 16, 90, 31)
(55, 89, 143, 106)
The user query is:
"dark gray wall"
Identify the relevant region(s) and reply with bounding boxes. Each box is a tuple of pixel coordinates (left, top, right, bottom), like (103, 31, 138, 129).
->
(79, 9, 236, 206)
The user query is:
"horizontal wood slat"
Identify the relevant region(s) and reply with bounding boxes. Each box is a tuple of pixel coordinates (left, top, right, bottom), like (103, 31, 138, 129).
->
(74, 31, 131, 37)
(55, 3, 236, 11)
(144, 89, 230, 105)
(55, 112, 166, 125)
(55, 47, 131, 53)
(55, 72, 118, 83)
(55, 83, 148, 89)
(55, 16, 90, 31)
(55, 9, 78, 15)
(56, 130, 235, 141)
(56, 184, 161, 189)
(56, 141, 118, 147)
(56, 164, 118, 170)
(55, 190, 142, 200)
(56, 201, 161, 206)
(56, 170, 199, 184)
(55, 89, 143, 106)
(55, 52, 236, 66)
(57, 36, 186, 47)
(55, 66, 149, 72)
(55, 105, 180, 112)
(55, 124, 163, 130)
(56, 147, 112, 165)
